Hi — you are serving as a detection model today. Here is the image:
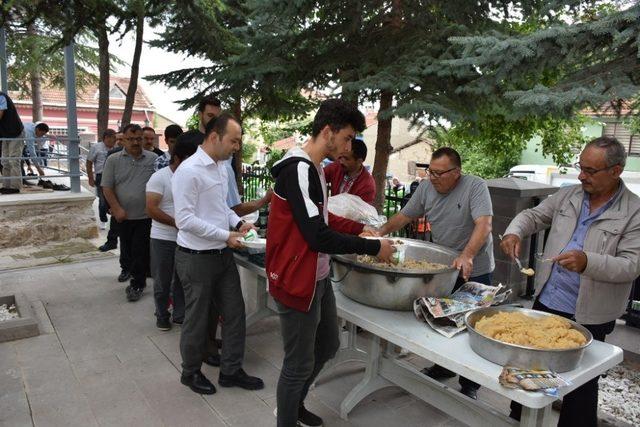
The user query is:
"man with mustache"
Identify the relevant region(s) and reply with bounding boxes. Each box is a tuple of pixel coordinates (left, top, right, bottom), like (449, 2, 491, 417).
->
(501, 136, 640, 426)
(101, 123, 158, 301)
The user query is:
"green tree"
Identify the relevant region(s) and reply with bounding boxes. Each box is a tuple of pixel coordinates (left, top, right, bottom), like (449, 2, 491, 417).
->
(442, 2, 640, 120)
(241, 0, 565, 210)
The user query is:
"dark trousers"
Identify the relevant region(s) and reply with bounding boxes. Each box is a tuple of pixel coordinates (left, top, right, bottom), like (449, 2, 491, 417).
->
(510, 299, 615, 427)
(175, 248, 246, 376)
(276, 279, 340, 427)
(150, 238, 185, 322)
(95, 174, 109, 223)
(433, 272, 493, 392)
(118, 219, 151, 289)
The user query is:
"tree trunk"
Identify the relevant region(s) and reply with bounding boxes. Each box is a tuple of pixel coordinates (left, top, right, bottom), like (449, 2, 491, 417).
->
(96, 23, 110, 138)
(372, 90, 394, 212)
(27, 23, 43, 122)
(232, 100, 243, 196)
(121, 9, 144, 127)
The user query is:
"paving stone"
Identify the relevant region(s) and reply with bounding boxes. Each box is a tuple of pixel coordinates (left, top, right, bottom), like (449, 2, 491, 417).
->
(80, 379, 161, 427)
(29, 386, 98, 427)
(0, 390, 33, 427)
(134, 375, 226, 427)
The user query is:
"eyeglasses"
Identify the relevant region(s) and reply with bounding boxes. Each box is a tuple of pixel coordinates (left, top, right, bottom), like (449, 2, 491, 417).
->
(427, 167, 458, 178)
(573, 162, 618, 176)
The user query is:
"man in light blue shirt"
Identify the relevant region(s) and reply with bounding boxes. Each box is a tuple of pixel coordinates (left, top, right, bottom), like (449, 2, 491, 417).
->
(538, 186, 622, 313)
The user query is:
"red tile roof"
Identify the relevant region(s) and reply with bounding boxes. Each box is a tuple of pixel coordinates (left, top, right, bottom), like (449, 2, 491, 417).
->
(10, 76, 154, 111)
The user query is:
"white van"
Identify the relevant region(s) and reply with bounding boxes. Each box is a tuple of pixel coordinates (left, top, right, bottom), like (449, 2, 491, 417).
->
(508, 164, 640, 197)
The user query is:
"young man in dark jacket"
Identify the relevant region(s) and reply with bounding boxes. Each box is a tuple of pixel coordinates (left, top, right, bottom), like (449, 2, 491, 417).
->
(266, 99, 395, 427)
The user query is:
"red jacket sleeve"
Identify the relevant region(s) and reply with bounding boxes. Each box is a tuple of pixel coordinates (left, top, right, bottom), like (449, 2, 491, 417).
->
(328, 212, 365, 235)
(358, 175, 376, 205)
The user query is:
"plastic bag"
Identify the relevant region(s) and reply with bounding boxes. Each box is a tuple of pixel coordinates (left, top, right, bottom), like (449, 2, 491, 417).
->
(327, 193, 385, 227)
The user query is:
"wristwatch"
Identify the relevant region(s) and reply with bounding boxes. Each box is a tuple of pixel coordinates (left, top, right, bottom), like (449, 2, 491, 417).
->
(235, 220, 246, 231)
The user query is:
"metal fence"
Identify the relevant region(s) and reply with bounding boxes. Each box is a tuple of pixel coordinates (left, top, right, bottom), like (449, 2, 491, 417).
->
(0, 136, 82, 192)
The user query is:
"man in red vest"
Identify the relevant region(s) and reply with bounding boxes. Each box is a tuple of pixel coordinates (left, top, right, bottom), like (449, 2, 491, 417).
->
(324, 138, 375, 204)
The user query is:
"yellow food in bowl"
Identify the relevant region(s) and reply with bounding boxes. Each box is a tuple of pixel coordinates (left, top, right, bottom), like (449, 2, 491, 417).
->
(475, 311, 587, 350)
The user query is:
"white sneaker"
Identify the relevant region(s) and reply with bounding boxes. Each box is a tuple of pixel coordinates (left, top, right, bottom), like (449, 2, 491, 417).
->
(99, 221, 107, 230)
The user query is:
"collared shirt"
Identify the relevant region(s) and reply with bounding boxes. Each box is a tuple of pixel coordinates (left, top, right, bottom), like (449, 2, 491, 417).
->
(154, 151, 171, 171)
(87, 141, 110, 176)
(338, 167, 363, 194)
(101, 149, 157, 220)
(172, 147, 241, 250)
(539, 186, 623, 314)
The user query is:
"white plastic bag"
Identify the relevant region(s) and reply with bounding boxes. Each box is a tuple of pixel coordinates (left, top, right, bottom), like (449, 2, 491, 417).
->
(327, 193, 384, 227)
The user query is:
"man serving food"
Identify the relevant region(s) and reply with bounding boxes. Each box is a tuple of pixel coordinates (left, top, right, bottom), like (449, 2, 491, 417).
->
(374, 146, 494, 399)
(501, 136, 640, 427)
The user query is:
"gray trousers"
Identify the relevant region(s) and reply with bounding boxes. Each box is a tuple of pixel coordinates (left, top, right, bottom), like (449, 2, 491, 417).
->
(175, 248, 246, 376)
(276, 279, 340, 427)
(1, 132, 24, 189)
(150, 238, 185, 322)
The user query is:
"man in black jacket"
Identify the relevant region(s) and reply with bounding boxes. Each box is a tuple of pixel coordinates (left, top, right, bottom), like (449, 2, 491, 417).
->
(266, 99, 395, 427)
(0, 92, 24, 194)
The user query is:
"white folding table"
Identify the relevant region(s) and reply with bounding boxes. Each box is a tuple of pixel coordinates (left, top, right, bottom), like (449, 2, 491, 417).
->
(326, 287, 624, 427)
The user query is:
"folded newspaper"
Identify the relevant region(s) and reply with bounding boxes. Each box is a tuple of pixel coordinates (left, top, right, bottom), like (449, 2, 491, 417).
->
(413, 282, 511, 338)
(499, 366, 570, 397)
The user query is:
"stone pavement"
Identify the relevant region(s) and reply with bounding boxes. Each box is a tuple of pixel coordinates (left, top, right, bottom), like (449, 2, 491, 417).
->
(0, 257, 634, 427)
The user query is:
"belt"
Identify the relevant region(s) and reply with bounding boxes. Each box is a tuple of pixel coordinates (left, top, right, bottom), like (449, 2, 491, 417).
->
(177, 245, 227, 255)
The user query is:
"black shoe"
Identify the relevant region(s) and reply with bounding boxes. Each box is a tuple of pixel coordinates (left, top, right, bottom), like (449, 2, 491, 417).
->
(0, 188, 19, 194)
(181, 371, 216, 395)
(298, 404, 323, 426)
(203, 355, 220, 367)
(99, 242, 117, 252)
(460, 385, 478, 400)
(127, 286, 143, 302)
(156, 318, 171, 331)
(51, 183, 70, 191)
(117, 270, 131, 282)
(422, 365, 457, 380)
(219, 368, 264, 390)
(38, 179, 54, 189)
(172, 317, 184, 325)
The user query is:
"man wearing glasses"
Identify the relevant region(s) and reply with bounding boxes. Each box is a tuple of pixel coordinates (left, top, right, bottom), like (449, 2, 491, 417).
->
(501, 136, 640, 427)
(376, 146, 494, 399)
(102, 123, 158, 301)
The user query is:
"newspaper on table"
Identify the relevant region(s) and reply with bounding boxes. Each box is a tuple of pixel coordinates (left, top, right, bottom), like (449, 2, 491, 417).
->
(413, 281, 511, 338)
(499, 366, 571, 397)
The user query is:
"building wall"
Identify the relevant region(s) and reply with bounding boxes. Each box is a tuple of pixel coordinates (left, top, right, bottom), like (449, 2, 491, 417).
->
(361, 118, 431, 183)
(16, 106, 155, 143)
(519, 120, 640, 172)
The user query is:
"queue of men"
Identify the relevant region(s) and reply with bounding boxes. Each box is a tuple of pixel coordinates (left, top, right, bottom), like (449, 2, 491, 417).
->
(83, 94, 637, 427)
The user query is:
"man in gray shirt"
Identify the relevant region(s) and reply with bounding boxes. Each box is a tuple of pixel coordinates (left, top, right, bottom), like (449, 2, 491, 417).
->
(102, 123, 157, 302)
(376, 147, 494, 399)
(87, 129, 117, 228)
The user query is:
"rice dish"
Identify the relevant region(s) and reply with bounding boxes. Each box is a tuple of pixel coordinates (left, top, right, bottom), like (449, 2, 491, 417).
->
(474, 311, 587, 350)
(356, 255, 448, 272)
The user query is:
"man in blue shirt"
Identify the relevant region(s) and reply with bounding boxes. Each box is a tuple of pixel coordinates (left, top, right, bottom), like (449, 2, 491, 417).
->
(501, 136, 640, 427)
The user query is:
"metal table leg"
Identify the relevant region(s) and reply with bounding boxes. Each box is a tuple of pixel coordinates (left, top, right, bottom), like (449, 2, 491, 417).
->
(520, 405, 552, 427)
(246, 275, 274, 328)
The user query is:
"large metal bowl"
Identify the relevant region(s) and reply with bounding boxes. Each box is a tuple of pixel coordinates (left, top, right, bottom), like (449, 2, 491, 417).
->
(331, 239, 459, 311)
(464, 306, 593, 372)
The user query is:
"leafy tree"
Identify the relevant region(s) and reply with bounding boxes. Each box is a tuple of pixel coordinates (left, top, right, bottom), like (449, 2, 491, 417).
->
(239, 0, 601, 210)
(442, 2, 640, 120)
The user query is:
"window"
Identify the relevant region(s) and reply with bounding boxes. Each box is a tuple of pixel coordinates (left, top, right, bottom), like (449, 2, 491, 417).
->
(108, 85, 126, 99)
(48, 127, 88, 137)
(603, 121, 640, 156)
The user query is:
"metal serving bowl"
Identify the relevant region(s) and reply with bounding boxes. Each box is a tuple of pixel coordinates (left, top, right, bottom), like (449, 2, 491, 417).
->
(331, 238, 459, 311)
(464, 306, 593, 372)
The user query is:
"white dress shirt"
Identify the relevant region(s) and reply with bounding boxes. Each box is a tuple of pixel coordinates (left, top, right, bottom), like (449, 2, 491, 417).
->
(172, 147, 242, 250)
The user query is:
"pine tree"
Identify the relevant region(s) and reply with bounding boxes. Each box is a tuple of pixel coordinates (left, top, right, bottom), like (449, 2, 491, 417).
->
(443, 2, 640, 119)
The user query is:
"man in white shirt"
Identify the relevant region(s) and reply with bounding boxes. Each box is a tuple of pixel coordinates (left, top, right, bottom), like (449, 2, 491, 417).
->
(172, 113, 264, 395)
(146, 138, 198, 331)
